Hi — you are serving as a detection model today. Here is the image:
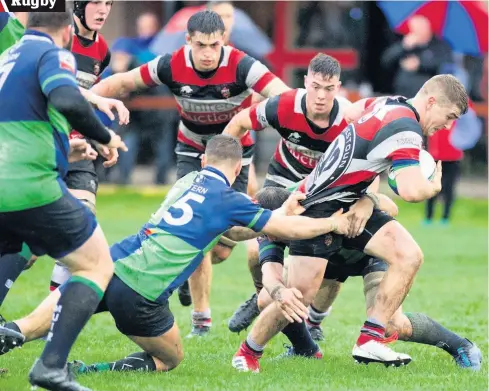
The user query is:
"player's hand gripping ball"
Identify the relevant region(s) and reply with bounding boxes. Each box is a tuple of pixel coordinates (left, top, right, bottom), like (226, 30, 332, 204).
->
(388, 150, 436, 195)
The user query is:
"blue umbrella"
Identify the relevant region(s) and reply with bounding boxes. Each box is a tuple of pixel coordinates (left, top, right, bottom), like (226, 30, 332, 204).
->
(377, 1, 488, 56)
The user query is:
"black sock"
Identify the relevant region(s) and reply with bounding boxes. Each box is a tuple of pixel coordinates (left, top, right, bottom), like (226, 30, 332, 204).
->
(281, 321, 319, 356)
(405, 313, 467, 356)
(40, 276, 103, 369)
(84, 352, 157, 373)
(0, 253, 29, 306)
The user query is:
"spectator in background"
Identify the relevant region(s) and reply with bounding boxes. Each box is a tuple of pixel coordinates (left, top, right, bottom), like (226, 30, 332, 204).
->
(109, 12, 178, 185)
(381, 15, 452, 97)
(424, 103, 482, 226)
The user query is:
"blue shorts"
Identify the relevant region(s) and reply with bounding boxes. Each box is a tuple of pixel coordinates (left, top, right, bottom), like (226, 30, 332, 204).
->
(95, 274, 174, 338)
(0, 192, 97, 259)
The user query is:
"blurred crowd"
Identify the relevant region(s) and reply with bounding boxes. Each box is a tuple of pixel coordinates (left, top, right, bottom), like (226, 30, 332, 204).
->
(97, 1, 487, 202)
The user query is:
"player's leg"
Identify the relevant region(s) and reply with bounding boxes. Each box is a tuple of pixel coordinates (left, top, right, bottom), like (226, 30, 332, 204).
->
(48, 170, 98, 291)
(72, 275, 183, 374)
(15, 193, 113, 390)
(228, 173, 288, 334)
(350, 211, 421, 366)
(0, 243, 34, 312)
(306, 278, 339, 342)
(363, 269, 482, 371)
(228, 238, 261, 333)
(233, 254, 327, 372)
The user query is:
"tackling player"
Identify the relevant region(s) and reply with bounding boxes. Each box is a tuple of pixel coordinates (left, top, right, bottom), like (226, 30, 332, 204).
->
(90, 10, 290, 337)
(0, 11, 127, 391)
(231, 74, 469, 370)
(0, 135, 352, 376)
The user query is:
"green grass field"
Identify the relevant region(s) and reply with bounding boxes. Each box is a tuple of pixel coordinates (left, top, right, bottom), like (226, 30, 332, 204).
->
(0, 191, 487, 391)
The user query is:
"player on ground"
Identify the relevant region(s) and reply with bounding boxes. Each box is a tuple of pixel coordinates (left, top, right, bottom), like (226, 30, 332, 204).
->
(239, 186, 481, 371)
(0, 3, 130, 326)
(0, 135, 353, 376)
(224, 54, 354, 336)
(0, 11, 127, 391)
(231, 74, 469, 371)
(90, 10, 290, 337)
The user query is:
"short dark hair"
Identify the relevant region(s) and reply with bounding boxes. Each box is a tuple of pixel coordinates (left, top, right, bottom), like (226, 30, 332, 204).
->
(255, 187, 291, 211)
(27, 11, 73, 31)
(308, 53, 341, 79)
(187, 10, 225, 36)
(205, 134, 242, 164)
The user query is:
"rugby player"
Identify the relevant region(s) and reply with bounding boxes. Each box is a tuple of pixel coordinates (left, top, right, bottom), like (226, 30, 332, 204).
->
(0, 11, 127, 391)
(225, 53, 354, 336)
(90, 10, 291, 337)
(0, 4, 129, 322)
(231, 74, 469, 371)
(242, 187, 481, 371)
(0, 135, 352, 376)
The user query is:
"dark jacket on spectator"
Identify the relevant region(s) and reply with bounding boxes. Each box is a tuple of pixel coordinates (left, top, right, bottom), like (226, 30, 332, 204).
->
(381, 36, 452, 97)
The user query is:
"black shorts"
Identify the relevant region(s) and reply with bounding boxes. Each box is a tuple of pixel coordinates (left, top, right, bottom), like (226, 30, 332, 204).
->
(324, 255, 388, 283)
(176, 142, 254, 194)
(65, 169, 99, 195)
(289, 202, 395, 260)
(95, 274, 174, 338)
(0, 192, 97, 259)
(263, 159, 304, 189)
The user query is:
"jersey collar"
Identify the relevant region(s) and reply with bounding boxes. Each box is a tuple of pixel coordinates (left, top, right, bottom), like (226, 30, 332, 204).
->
(201, 166, 230, 187)
(22, 29, 54, 44)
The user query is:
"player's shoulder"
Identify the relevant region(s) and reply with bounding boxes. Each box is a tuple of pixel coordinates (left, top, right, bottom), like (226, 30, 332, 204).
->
(277, 88, 303, 105)
(335, 95, 353, 108)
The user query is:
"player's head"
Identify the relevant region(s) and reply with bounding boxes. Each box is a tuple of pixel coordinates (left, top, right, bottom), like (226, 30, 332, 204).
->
(74, 1, 113, 32)
(186, 10, 226, 71)
(304, 53, 342, 116)
(255, 187, 291, 211)
(415, 74, 469, 136)
(202, 135, 243, 184)
(27, 11, 74, 50)
(207, 1, 235, 44)
(255, 186, 291, 241)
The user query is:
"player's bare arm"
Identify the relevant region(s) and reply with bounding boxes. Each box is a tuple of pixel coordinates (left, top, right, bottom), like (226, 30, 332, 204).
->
(223, 108, 254, 139)
(258, 77, 290, 98)
(90, 67, 147, 99)
(394, 161, 442, 202)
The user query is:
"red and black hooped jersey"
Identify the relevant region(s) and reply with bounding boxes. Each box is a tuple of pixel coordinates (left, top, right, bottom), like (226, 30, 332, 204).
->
(139, 45, 276, 152)
(303, 97, 423, 205)
(69, 32, 110, 140)
(250, 89, 351, 187)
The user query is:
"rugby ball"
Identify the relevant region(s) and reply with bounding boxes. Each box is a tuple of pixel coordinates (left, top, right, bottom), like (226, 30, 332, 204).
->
(388, 150, 436, 195)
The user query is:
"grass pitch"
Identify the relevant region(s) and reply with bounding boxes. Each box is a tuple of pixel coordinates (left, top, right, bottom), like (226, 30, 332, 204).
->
(0, 191, 487, 391)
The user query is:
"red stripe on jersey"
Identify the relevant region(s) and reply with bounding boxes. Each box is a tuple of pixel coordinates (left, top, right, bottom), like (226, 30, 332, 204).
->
(177, 130, 206, 152)
(388, 148, 420, 162)
(298, 180, 306, 193)
(171, 47, 245, 87)
(354, 117, 382, 141)
(240, 131, 255, 147)
(364, 97, 377, 109)
(330, 170, 378, 188)
(272, 145, 289, 170)
(252, 72, 276, 94)
(71, 34, 108, 62)
(249, 105, 265, 131)
(277, 90, 310, 132)
(322, 121, 347, 142)
(140, 63, 157, 87)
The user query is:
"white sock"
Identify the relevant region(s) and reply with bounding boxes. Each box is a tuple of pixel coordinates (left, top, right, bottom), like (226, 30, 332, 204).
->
(192, 309, 212, 326)
(245, 335, 264, 353)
